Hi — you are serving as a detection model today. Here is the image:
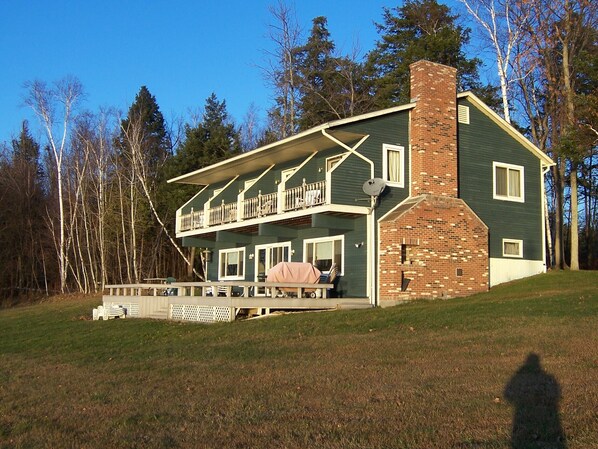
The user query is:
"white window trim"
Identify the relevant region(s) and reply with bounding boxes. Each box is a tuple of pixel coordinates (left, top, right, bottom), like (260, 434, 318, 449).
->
(212, 187, 224, 199)
(383, 144, 405, 188)
(254, 241, 292, 276)
(218, 247, 246, 280)
(326, 154, 343, 172)
(502, 238, 523, 258)
(493, 161, 525, 203)
(281, 167, 299, 182)
(243, 178, 257, 191)
(303, 235, 345, 275)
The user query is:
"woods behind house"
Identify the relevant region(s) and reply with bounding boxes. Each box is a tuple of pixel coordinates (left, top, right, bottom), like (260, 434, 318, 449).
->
(1, 0, 596, 304)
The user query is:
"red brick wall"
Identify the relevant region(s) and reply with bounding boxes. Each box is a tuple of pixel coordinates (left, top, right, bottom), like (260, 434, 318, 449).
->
(379, 196, 488, 302)
(409, 60, 458, 197)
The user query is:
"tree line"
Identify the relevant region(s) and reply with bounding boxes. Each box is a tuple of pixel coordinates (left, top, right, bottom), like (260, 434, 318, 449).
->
(0, 0, 596, 304)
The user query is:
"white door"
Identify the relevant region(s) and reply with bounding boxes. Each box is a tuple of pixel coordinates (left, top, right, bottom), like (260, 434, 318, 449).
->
(255, 242, 291, 295)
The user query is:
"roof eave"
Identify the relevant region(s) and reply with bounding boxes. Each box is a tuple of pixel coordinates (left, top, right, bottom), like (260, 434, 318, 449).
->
(168, 102, 417, 186)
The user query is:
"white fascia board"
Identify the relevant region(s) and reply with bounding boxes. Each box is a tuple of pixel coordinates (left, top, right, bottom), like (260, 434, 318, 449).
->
(168, 103, 416, 185)
(458, 92, 555, 167)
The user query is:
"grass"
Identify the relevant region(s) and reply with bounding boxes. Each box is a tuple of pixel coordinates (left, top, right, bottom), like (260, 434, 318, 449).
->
(0, 271, 597, 449)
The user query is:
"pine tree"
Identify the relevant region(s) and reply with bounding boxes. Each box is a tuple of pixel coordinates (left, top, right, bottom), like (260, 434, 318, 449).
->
(118, 86, 171, 182)
(171, 93, 241, 178)
(295, 17, 338, 130)
(367, 0, 490, 107)
(0, 121, 49, 300)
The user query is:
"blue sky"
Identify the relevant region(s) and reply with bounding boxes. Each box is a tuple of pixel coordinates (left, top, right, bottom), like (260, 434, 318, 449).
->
(1, 0, 471, 144)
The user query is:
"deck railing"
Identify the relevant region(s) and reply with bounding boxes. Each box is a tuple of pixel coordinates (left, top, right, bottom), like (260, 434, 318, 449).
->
(208, 200, 237, 226)
(243, 191, 278, 220)
(284, 179, 326, 212)
(179, 209, 205, 232)
(178, 179, 327, 231)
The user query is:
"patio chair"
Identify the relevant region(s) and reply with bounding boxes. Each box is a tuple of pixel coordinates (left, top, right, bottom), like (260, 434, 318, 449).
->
(305, 189, 321, 206)
(259, 200, 273, 216)
(318, 263, 339, 297)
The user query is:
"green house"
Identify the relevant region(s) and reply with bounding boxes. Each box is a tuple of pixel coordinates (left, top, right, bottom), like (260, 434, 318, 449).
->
(169, 60, 554, 307)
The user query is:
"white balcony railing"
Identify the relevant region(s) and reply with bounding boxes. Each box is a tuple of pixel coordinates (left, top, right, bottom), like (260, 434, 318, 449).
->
(243, 191, 278, 220)
(178, 179, 326, 232)
(179, 209, 205, 232)
(208, 200, 237, 226)
(284, 180, 326, 212)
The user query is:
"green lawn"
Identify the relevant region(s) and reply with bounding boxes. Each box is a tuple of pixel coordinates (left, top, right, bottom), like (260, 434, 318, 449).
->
(1, 271, 597, 449)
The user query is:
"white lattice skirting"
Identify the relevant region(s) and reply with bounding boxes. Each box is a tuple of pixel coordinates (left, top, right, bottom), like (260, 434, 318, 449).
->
(170, 304, 233, 323)
(106, 302, 140, 317)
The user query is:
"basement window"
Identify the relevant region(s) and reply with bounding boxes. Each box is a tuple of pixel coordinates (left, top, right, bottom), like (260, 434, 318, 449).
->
(502, 239, 523, 258)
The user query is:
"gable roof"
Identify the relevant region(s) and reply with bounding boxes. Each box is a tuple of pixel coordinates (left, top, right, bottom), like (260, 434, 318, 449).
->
(457, 92, 554, 167)
(168, 92, 554, 186)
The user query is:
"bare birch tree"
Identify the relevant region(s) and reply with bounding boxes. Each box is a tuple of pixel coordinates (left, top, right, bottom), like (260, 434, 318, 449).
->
(25, 77, 83, 292)
(459, 0, 529, 124)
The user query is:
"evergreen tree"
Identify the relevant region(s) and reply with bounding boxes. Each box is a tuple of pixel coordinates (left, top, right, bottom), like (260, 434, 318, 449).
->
(367, 0, 491, 106)
(118, 86, 171, 181)
(0, 121, 50, 301)
(295, 17, 338, 130)
(172, 93, 241, 176)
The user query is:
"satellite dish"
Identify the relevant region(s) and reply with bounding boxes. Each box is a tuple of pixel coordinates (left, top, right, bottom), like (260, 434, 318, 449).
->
(362, 178, 386, 197)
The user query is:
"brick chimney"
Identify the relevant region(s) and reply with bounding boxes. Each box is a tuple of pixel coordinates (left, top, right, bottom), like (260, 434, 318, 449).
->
(409, 60, 458, 197)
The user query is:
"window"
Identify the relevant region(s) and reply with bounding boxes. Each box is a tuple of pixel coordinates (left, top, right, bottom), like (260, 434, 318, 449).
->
(493, 162, 524, 202)
(212, 187, 223, 198)
(218, 248, 245, 280)
(304, 236, 344, 274)
(281, 167, 298, 182)
(326, 154, 343, 172)
(383, 144, 405, 187)
(244, 178, 257, 191)
(502, 239, 523, 258)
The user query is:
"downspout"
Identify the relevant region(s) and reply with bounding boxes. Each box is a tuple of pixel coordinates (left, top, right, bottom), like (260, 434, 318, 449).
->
(541, 163, 551, 271)
(321, 129, 378, 307)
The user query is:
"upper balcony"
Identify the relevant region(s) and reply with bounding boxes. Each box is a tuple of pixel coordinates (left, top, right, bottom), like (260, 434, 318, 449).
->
(178, 179, 327, 233)
(169, 125, 384, 237)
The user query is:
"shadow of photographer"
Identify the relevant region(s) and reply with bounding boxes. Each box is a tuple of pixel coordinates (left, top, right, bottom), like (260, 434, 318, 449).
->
(504, 353, 567, 449)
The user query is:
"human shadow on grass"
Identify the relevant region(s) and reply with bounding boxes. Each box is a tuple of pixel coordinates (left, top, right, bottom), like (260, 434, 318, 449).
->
(504, 353, 567, 449)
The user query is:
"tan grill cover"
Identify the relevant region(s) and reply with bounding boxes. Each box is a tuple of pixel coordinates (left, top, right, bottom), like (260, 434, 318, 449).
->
(266, 262, 321, 292)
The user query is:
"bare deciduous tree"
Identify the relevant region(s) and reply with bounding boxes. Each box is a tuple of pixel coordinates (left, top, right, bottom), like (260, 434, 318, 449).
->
(25, 77, 84, 292)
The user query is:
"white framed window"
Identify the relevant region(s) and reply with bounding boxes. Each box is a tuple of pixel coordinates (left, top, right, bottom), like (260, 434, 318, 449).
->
(383, 144, 405, 187)
(212, 187, 223, 198)
(218, 247, 245, 280)
(326, 154, 343, 172)
(493, 162, 524, 202)
(502, 239, 523, 258)
(243, 178, 257, 191)
(304, 235, 344, 274)
(281, 167, 298, 182)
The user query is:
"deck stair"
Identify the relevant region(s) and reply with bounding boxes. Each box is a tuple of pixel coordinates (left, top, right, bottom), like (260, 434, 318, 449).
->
(147, 305, 169, 320)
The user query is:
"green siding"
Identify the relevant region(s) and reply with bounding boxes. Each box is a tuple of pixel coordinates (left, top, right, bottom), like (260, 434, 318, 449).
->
(336, 112, 411, 218)
(458, 98, 543, 260)
(181, 189, 211, 214)
(197, 215, 369, 298)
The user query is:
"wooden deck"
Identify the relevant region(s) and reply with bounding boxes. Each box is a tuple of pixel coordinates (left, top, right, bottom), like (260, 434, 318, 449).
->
(102, 282, 371, 323)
